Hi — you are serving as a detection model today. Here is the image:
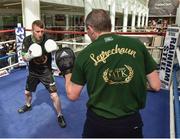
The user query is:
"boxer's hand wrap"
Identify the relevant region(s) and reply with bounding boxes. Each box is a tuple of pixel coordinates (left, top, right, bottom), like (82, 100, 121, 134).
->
(55, 47, 75, 76)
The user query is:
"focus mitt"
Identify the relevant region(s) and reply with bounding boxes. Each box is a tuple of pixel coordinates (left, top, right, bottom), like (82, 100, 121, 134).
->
(55, 47, 75, 76)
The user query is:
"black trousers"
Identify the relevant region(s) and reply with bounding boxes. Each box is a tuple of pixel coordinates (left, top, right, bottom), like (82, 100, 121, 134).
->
(82, 109, 143, 138)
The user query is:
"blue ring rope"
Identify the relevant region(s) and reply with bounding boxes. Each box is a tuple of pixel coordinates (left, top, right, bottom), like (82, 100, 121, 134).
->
(0, 53, 16, 60)
(173, 64, 180, 138)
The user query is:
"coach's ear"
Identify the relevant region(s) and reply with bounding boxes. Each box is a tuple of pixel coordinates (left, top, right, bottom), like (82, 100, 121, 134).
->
(55, 47, 75, 76)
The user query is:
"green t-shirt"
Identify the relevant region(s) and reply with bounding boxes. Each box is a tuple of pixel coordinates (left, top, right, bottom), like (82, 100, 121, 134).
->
(71, 34, 157, 119)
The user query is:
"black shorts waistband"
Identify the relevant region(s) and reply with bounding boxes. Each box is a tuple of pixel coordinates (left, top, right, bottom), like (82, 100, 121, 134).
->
(86, 108, 143, 127)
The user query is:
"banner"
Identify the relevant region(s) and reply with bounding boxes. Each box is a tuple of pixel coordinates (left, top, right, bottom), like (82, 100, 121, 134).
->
(15, 23, 26, 66)
(148, 0, 179, 17)
(159, 26, 180, 89)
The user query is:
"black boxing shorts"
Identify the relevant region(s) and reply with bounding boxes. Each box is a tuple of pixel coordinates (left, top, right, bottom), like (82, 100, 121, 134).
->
(26, 73, 57, 93)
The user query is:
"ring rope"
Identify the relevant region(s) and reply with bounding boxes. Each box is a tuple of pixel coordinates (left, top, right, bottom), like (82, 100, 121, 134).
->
(56, 41, 89, 46)
(0, 63, 19, 71)
(173, 64, 180, 138)
(170, 81, 175, 138)
(146, 46, 163, 49)
(0, 28, 165, 75)
(0, 28, 166, 36)
(0, 40, 15, 45)
(0, 29, 14, 33)
(0, 53, 16, 60)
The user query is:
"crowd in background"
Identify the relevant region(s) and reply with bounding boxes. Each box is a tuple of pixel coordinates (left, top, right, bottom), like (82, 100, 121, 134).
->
(149, 19, 168, 32)
(0, 33, 16, 68)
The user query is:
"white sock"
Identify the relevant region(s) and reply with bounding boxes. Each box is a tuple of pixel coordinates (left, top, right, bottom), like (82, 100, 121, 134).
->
(26, 103, 31, 107)
(58, 112, 63, 117)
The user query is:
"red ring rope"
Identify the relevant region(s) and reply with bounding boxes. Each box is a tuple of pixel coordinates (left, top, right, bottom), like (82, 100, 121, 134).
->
(0, 29, 166, 36)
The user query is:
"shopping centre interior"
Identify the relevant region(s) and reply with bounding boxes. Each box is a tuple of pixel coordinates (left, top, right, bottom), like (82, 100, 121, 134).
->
(0, 0, 179, 30)
(0, 0, 180, 138)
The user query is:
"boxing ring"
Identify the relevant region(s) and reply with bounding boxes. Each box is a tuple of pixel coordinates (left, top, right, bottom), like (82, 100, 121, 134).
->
(0, 28, 179, 138)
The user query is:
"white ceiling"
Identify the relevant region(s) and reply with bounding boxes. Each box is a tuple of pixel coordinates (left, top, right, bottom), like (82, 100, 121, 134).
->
(0, 0, 84, 14)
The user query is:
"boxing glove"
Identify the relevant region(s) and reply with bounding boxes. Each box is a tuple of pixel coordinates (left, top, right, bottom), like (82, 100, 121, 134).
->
(44, 39, 59, 53)
(23, 43, 42, 62)
(55, 47, 75, 76)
